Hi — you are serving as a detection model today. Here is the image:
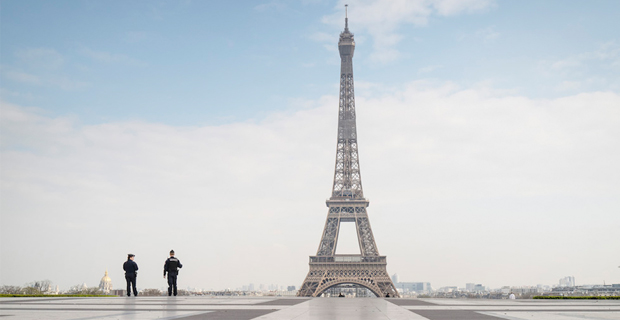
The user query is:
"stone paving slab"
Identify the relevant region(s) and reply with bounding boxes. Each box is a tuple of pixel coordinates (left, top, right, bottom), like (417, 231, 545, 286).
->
(1, 296, 619, 320)
(253, 298, 428, 320)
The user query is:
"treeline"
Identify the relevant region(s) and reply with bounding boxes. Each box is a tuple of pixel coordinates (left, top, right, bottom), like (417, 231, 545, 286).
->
(140, 289, 191, 296)
(0, 280, 104, 296)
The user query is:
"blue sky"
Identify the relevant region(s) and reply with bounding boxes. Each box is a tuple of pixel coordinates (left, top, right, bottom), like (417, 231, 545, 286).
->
(2, 0, 618, 125)
(1, 1, 619, 291)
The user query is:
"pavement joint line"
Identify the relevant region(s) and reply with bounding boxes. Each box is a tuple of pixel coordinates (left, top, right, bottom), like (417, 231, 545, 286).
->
(156, 311, 214, 320)
(63, 310, 140, 320)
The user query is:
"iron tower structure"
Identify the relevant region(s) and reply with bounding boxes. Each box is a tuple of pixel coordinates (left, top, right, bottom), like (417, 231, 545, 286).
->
(298, 6, 399, 298)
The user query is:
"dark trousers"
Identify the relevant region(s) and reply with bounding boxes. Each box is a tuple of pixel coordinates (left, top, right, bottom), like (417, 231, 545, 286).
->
(125, 274, 137, 296)
(167, 273, 178, 296)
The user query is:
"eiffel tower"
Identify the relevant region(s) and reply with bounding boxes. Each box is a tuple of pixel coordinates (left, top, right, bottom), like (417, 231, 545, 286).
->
(297, 6, 399, 298)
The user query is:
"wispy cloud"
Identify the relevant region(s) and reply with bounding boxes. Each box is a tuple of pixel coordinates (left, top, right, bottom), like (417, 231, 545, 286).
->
(124, 31, 148, 44)
(4, 47, 89, 91)
(551, 41, 620, 71)
(418, 64, 444, 74)
(316, 0, 496, 63)
(15, 48, 64, 70)
(2, 68, 88, 91)
(309, 32, 335, 43)
(254, 0, 288, 12)
(475, 26, 500, 41)
(543, 41, 620, 92)
(80, 47, 146, 67)
(4, 70, 41, 85)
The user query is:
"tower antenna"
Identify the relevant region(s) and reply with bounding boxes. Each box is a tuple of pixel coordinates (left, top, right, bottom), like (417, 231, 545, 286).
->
(345, 4, 348, 30)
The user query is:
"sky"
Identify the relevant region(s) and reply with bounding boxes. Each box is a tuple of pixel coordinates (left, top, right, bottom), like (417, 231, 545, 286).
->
(1, 0, 619, 292)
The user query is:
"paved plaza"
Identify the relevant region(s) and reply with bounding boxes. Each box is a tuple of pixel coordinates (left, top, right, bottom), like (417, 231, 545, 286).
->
(1, 296, 619, 320)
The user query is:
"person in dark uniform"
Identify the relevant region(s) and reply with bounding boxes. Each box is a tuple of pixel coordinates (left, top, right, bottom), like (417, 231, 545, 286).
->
(123, 254, 138, 297)
(163, 250, 183, 296)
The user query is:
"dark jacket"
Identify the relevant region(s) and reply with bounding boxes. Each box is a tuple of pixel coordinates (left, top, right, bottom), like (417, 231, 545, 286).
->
(164, 257, 183, 276)
(123, 259, 139, 275)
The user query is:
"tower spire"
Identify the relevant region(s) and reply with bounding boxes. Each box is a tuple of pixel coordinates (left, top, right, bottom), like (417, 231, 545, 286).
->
(345, 4, 349, 31)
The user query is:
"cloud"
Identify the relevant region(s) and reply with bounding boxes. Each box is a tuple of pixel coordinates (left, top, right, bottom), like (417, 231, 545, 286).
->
(543, 41, 620, 93)
(317, 0, 495, 63)
(309, 32, 335, 43)
(3, 47, 88, 91)
(80, 47, 146, 67)
(1, 83, 619, 290)
(254, 0, 288, 12)
(418, 64, 443, 74)
(475, 26, 499, 41)
(124, 31, 148, 44)
(15, 48, 64, 70)
(4, 70, 41, 85)
(555, 80, 582, 92)
(432, 0, 495, 15)
(2, 68, 88, 91)
(551, 41, 620, 72)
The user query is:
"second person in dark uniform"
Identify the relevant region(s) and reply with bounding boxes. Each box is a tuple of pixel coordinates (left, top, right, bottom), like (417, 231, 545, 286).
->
(123, 254, 138, 297)
(163, 250, 183, 296)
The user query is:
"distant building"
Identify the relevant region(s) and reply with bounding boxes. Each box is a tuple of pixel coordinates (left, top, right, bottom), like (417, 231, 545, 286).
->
(559, 276, 575, 287)
(510, 286, 540, 295)
(287, 286, 296, 291)
(395, 282, 432, 294)
(473, 284, 486, 292)
(44, 284, 60, 295)
(464, 283, 486, 292)
(98, 270, 113, 294)
(437, 286, 457, 293)
(110, 289, 125, 296)
(391, 273, 399, 284)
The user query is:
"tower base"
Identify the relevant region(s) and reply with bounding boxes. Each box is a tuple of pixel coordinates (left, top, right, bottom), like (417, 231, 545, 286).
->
(297, 255, 399, 298)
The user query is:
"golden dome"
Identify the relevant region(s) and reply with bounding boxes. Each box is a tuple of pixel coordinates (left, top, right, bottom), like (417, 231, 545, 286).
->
(100, 270, 112, 283)
(99, 270, 113, 293)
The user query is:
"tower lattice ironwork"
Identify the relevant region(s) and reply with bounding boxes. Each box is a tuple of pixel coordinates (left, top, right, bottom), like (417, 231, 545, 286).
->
(297, 7, 399, 298)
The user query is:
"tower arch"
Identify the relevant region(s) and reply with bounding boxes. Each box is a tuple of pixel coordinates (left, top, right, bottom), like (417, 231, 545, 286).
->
(314, 280, 382, 298)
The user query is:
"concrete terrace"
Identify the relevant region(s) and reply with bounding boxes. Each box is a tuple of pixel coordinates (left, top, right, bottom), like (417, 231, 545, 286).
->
(1, 296, 619, 319)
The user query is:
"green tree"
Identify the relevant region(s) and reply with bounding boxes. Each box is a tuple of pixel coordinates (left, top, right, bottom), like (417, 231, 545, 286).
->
(0, 285, 23, 294)
(27, 280, 52, 294)
(67, 284, 103, 295)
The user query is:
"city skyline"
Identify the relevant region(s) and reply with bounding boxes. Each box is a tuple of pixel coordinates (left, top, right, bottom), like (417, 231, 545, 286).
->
(1, 0, 619, 292)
